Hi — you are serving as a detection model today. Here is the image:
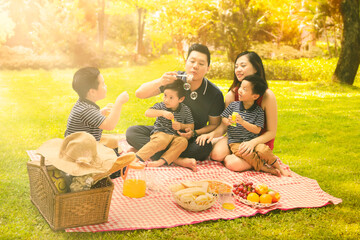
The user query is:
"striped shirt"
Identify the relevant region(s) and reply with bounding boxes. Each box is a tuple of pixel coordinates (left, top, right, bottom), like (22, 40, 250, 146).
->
(221, 101, 264, 144)
(150, 102, 194, 135)
(65, 98, 106, 141)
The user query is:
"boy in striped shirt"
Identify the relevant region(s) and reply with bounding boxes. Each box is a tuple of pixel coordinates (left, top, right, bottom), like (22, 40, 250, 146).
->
(65, 67, 129, 174)
(65, 67, 129, 142)
(134, 80, 196, 171)
(221, 74, 290, 176)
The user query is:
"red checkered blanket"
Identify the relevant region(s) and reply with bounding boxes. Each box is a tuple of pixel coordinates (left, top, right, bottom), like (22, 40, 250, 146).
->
(27, 140, 342, 232)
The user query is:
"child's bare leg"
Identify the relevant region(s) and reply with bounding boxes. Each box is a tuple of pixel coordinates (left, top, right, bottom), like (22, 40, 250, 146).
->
(259, 164, 281, 177)
(147, 159, 166, 167)
(173, 157, 197, 172)
(271, 160, 291, 177)
(224, 154, 252, 172)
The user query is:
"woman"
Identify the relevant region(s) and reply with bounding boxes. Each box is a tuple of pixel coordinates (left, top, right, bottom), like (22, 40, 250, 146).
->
(197, 51, 278, 173)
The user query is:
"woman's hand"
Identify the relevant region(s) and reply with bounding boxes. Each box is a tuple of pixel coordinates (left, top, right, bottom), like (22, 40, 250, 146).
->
(196, 132, 214, 146)
(237, 139, 257, 157)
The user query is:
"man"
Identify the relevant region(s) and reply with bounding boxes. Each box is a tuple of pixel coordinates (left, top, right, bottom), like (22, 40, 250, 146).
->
(126, 44, 224, 164)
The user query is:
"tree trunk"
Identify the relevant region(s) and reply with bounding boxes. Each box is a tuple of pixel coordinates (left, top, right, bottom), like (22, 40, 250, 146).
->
(98, 0, 105, 53)
(333, 24, 338, 56)
(325, 26, 332, 57)
(136, 7, 147, 55)
(333, 0, 360, 85)
(176, 41, 185, 62)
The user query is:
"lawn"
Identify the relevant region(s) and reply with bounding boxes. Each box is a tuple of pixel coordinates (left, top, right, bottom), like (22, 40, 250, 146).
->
(0, 55, 359, 239)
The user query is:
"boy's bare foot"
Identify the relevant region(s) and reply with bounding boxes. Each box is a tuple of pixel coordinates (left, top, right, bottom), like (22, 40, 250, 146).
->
(271, 159, 292, 177)
(259, 164, 281, 177)
(173, 157, 197, 172)
(127, 147, 137, 153)
(147, 159, 166, 167)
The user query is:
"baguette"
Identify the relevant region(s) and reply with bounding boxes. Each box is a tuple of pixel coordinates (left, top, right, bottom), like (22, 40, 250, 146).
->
(174, 187, 206, 198)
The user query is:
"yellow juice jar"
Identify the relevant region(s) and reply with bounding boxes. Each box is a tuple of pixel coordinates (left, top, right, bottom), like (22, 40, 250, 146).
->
(122, 161, 146, 198)
(231, 112, 238, 126)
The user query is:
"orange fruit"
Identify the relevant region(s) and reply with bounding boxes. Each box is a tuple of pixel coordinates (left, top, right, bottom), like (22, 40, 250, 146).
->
(255, 183, 268, 195)
(268, 190, 281, 203)
(259, 194, 273, 204)
(247, 192, 260, 203)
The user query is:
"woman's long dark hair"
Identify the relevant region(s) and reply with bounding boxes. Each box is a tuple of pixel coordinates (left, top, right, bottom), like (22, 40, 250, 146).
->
(228, 51, 267, 92)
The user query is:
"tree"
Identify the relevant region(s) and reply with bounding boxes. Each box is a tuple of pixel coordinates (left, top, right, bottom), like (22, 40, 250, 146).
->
(0, 2, 15, 45)
(333, 0, 360, 85)
(3, 0, 38, 47)
(121, 0, 152, 56)
(147, 0, 215, 60)
(214, 0, 265, 60)
(254, 0, 306, 49)
(310, 0, 342, 57)
(98, 0, 106, 52)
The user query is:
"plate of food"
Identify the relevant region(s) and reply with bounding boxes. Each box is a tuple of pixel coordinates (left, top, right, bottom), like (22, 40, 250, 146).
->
(197, 179, 233, 194)
(232, 182, 280, 209)
(169, 180, 217, 212)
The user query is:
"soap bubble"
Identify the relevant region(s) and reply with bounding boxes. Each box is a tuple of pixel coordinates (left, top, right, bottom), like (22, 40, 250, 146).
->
(183, 82, 191, 90)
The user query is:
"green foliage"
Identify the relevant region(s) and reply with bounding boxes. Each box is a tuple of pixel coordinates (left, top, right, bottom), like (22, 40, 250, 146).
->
(1, 0, 350, 77)
(263, 58, 336, 81)
(0, 55, 359, 238)
(147, 0, 217, 58)
(0, 46, 71, 69)
(0, 4, 15, 44)
(207, 61, 233, 80)
(213, 0, 265, 60)
(107, 13, 137, 48)
(252, 42, 326, 60)
(208, 56, 360, 84)
(31, 0, 101, 66)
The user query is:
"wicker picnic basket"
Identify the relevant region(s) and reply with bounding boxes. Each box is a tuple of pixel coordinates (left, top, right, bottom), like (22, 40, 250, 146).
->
(27, 155, 114, 231)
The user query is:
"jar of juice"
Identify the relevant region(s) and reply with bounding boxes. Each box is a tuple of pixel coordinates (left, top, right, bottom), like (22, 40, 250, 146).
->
(122, 161, 146, 198)
(231, 112, 238, 126)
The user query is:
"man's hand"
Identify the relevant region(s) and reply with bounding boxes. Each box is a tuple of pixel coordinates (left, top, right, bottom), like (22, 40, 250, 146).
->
(159, 72, 177, 86)
(177, 128, 193, 140)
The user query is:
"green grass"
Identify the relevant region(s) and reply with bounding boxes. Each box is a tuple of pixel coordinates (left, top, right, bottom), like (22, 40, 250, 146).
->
(0, 55, 359, 239)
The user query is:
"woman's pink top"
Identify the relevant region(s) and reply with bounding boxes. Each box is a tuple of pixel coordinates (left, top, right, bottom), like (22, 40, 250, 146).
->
(234, 86, 275, 150)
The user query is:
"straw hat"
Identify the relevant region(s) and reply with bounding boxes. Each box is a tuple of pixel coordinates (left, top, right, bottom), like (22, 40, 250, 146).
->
(36, 132, 117, 176)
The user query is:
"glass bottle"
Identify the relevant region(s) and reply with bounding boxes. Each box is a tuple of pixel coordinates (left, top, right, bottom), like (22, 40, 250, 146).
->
(122, 162, 146, 198)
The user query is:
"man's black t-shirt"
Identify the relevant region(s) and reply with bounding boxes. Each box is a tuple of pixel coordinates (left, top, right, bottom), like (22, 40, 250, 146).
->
(161, 71, 224, 130)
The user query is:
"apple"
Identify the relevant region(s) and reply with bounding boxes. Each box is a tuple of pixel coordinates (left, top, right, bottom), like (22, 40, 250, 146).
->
(268, 190, 281, 203)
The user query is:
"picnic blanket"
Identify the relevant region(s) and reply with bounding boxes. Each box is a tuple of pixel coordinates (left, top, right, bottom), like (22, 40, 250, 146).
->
(27, 138, 342, 232)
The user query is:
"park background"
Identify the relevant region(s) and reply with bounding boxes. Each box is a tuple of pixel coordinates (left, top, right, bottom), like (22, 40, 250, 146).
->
(0, 0, 359, 239)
